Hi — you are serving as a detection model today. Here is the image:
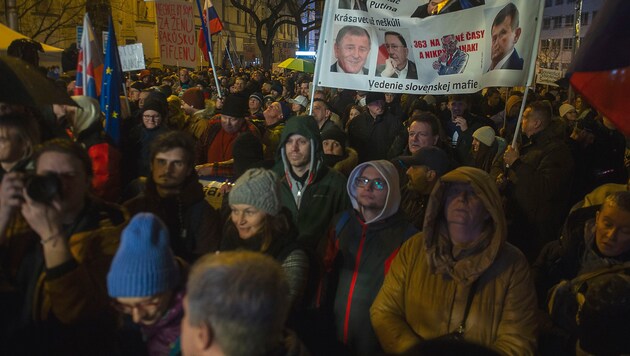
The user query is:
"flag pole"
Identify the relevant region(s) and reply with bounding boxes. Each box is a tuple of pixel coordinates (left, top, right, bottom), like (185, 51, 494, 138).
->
(223, 33, 236, 72)
(308, 0, 334, 115)
(195, 0, 222, 98)
(511, 0, 545, 147)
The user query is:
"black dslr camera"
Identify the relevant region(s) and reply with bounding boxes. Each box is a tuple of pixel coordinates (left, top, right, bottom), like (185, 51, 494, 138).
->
(25, 173, 62, 204)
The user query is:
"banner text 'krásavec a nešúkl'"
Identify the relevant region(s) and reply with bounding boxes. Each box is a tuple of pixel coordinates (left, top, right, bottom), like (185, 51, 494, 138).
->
(317, 0, 542, 94)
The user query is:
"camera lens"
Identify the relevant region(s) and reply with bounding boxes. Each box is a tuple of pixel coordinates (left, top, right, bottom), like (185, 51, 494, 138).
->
(25, 173, 62, 204)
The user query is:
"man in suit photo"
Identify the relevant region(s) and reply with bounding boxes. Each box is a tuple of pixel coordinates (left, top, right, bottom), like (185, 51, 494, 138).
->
(411, 0, 485, 19)
(339, 0, 368, 11)
(376, 31, 418, 79)
(330, 25, 371, 75)
(433, 34, 469, 75)
(488, 3, 524, 71)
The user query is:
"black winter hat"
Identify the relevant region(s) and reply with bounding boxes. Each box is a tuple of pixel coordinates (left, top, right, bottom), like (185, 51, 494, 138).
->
(320, 125, 347, 151)
(142, 97, 168, 120)
(366, 92, 386, 105)
(221, 95, 248, 118)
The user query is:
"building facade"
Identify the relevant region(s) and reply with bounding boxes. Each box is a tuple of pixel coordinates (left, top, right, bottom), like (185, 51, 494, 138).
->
(2, 0, 300, 69)
(538, 0, 603, 72)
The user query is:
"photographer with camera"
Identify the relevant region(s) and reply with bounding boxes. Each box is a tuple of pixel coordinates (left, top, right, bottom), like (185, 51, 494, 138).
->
(0, 139, 127, 354)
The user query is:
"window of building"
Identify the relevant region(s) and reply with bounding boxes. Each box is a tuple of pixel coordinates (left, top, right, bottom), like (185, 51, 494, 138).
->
(137, 0, 147, 20)
(565, 15, 574, 27)
(541, 40, 550, 50)
(236, 11, 241, 25)
(543, 17, 551, 29)
(562, 38, 574, 50)
(545, 0, 552, 7)
(551, 38, 561, 50)
(555, 0, 563, 5)
(552, 16, 562, 28)
(567, 0, 575, 2)
(592, 11, 597, 21)
(581, 12, 589, 26)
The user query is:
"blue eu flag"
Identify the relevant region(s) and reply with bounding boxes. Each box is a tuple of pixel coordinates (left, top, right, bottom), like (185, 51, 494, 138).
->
(100, 15, 123, 146)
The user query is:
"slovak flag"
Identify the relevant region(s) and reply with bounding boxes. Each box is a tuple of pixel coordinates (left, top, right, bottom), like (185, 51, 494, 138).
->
(198, 0, 223, 61)
(75, 13, 104, 99)
(568, 0, 630, 135)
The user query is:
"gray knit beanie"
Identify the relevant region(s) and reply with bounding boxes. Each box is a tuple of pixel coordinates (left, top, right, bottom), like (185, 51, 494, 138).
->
(228, 168, 280, 215)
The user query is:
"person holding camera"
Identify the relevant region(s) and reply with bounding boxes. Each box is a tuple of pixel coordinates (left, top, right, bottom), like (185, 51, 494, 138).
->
(0, 139, 127, 354)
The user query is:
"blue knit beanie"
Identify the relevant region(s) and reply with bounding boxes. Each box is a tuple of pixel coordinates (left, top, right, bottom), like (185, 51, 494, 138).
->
(107, 213, 180, 298)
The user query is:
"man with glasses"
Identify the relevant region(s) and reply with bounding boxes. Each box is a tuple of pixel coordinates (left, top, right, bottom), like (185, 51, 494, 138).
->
(108, 213, 187, 355)
(376, 31, 418, 79)
(322, 160, 416, 355)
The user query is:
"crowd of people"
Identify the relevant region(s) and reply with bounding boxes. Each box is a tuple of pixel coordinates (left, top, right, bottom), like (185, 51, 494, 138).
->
(0, 57, 629, 356)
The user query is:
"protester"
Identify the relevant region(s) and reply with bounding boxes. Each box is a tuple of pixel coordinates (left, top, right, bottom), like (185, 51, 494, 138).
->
(493, 101, 573, 261)
(275, 115, 350, 253)
(181, 87, 210, 139)
(181, 251, 307, 356)
(322, 160, 417, 355)
(442, 94, 493, 165)
(195, 95, 260, 178)
(125, 96, 170, 180)
(221, 168, 309, 310)
(371, 166, 538, 355)
(348, 92, 404, 163)
(0, 112, 40, 181)
(471, 125, 506, 172)
(124, 131, 221, 263)
(66, 96, 122, 202)
(0, 139, 127, 354)
(287, 95, 308, 116)
(311, 98, 339, 132)
(108, 213, 187, 356)
(396, 146, 452, 230)
(321, 125, 358, 177)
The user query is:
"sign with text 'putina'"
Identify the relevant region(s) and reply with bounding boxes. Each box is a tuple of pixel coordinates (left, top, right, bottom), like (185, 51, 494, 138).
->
(316, 0, 543, 94)
(155, 0, 196, 68)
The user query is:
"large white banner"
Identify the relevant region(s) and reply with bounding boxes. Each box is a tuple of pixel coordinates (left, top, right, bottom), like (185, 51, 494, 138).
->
(155, 0, 197, 68)
(316, 0, 543, 94)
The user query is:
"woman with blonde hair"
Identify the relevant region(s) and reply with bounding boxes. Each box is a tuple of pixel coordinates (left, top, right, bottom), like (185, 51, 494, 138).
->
(0, 112, 40, 178)
(220, 168, 309, 309)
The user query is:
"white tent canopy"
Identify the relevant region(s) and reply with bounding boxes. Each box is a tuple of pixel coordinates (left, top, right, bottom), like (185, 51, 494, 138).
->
(0, 22, 63, 68)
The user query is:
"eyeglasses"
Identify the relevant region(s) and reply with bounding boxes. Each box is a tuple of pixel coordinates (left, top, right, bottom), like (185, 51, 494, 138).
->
(143, 114, 161, 120)
(355, 177, 387, 190)
(111, 296, 162, 314)
(385, 44, 404, 50)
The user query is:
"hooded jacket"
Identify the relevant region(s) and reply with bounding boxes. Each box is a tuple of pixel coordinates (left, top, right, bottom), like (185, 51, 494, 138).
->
(324, 160, 417, 355)
(370, 167, 538, 355)
(275, 116, 351, 252)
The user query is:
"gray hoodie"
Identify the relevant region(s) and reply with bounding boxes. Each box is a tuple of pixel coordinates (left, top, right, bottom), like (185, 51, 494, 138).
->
(347, 160, 401, 224)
